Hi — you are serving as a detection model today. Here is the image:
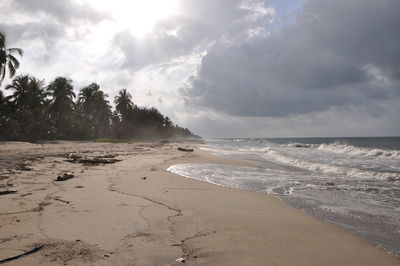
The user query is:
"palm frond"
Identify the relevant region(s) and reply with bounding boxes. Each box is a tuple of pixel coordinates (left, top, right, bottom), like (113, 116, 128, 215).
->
(7, 48, 23, 57)
(0, 65, 5, 83)
(8, 54, 20, 69)
(7, 60, 16, 78)
(4, 82, 14, 90)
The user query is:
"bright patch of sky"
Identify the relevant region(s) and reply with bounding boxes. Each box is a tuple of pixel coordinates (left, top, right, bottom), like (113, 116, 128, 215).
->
(268, 0, 306, 31)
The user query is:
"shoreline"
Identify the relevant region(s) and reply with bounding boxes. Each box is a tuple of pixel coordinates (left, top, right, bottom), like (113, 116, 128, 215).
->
(0, 141, 398, 265)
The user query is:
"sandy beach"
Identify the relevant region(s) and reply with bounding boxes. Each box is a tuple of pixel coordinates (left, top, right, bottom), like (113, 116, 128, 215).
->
(0, 141, 398, 265)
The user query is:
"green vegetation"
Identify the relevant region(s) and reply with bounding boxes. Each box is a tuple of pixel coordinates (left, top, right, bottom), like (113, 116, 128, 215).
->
(0, 32, 199, 142)
(0, 32, 23, 86)
(0, 74, 199, 141)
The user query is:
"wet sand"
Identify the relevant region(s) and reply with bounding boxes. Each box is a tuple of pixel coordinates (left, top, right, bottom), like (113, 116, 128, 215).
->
(0, 141, 398, 265)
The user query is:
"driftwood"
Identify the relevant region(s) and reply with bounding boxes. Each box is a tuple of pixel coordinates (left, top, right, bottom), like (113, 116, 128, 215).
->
(66, 154, 121, 165)
(0, 244, 44, 264)
(16, 162, 32, 171)
(0, 190, 17, 195)
(55, 198, 70, 204)
(178, 147, 194, 152)
(76, 158, 121, 165)
(95, 154, 118, 159)
(56, 173, 74, 182)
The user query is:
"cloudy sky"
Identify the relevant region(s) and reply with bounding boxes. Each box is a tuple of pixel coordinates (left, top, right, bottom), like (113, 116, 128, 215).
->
(1, 0, 399, 138)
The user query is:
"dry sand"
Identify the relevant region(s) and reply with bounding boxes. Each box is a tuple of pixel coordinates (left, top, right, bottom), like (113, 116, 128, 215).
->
(0, 141, 398, 265)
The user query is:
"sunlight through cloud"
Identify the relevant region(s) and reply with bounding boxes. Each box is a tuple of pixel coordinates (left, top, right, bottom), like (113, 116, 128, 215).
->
(84, 0, 178, 37)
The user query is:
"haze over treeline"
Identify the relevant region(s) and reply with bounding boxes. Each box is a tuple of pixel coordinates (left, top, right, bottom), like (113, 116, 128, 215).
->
(0, 32, 198, 141)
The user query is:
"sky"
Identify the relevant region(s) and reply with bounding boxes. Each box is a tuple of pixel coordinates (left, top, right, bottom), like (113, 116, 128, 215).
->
(1, 0, 399, 138)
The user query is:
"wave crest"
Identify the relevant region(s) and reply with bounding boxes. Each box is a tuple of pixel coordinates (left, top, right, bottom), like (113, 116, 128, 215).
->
(317, 143, 400, 159)
(263, 148, 400, 181)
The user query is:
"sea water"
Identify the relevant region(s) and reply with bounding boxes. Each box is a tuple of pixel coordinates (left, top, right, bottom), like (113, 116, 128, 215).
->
(168, 137, 400, 256)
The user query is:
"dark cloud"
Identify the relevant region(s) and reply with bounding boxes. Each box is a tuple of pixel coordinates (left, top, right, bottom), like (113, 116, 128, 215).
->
(183, 0, 400, 117)
(113, 0, 275, 70)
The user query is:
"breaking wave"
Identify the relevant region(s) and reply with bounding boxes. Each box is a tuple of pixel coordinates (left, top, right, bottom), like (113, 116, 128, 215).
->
(263, 148, 400, 181)
(287, 142, 400, 160)
(317, 143, 400, 159)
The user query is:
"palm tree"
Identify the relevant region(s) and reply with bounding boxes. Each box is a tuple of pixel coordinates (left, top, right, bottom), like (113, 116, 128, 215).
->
(77, 83, 111, 138)
(5, 75, 46, 111)
(5, 75, 49, 140)
(0, 32, 23, 86)
(114, 88, 135, 121)
(78, 82, 99, 116)
(47, 77, 76, 137)
(0, 89, 20, 140)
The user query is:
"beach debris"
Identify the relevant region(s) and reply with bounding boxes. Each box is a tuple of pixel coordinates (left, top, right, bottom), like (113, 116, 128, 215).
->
(141, 176, 147, 180)
(20, 192, 32, 197)
(74, 185, 84, 189)
(66, 154, 121, 165)
(0, 183, 13, 189)
(16, 162, 32, 171)
(56, 173, 74, 182)
(55, 198, 70, 204)
(0, 175, 9, 181)
(0, 244, 44, 264)
(96, 154, 118, 159)
(77, 158, 121, 165)
(326, 182, 335, 186)
(177, 147, 194, 152)
(68, 153, 82, 161)
(0, 190, 17, 195)
(175, 257, 186, 263)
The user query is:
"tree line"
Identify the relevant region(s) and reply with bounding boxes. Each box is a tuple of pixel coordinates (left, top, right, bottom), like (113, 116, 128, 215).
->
(0, 32, 198, 141)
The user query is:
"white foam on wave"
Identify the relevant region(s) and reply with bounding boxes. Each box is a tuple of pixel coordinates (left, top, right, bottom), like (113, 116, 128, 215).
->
(317, 143, 400, 160)
(168, 164, 214, 186)
(167, 163, 299, 197)
(263, 148, 400, 181)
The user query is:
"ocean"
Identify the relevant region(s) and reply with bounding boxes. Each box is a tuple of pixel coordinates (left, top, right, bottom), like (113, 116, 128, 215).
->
(168, 137, 400, 256)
